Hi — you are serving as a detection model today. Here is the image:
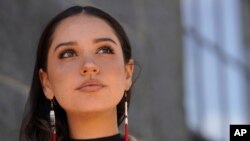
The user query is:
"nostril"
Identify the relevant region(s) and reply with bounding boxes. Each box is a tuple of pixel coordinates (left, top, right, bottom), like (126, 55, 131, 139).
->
(82, 69, 97, 73)
(81, 66, 99, 75)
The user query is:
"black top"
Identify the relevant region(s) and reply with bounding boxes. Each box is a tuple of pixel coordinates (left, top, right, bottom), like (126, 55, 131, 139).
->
(70, 134, 123, 141)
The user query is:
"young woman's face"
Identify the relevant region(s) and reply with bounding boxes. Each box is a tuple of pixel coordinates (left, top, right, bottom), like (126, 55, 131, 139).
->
(39, 14, 134, 115)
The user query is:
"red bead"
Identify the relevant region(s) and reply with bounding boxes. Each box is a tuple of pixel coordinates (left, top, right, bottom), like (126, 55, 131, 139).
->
(124, 124, 128, 141)
(52, 133, 56, 141)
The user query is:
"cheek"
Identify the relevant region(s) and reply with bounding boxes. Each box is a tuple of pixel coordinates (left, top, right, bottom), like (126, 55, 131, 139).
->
(47, 58, 79, 96)
(47, 59, 82, 110)
(101, 56, 126, 79)
(100, 58, 127, 92)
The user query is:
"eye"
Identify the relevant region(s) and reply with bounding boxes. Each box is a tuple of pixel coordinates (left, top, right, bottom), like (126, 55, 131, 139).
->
(59, 49, 77, 59)
(97, 46, 114, 54)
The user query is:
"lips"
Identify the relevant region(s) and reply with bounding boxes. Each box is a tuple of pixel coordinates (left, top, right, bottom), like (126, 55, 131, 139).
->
(76, 80, 105, 92)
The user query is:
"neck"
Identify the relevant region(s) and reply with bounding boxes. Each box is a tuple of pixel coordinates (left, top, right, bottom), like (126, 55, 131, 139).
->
(67, 108, 119, 139)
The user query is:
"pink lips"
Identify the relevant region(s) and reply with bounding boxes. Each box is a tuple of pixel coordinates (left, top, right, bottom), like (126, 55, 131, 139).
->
(76, 80, 105, 92)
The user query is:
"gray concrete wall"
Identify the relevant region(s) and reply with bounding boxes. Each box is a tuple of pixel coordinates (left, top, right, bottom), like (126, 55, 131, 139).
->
(0, 0, 190, 141)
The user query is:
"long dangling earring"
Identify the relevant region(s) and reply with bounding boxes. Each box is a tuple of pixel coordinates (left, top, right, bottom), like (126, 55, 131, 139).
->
(124, 92, 129, 141)
(50, 100, 57, 141)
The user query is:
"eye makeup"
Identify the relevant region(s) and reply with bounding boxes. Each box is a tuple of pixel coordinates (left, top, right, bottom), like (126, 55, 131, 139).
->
(96, 45, 115, 54)
(58, 48, 77, 59)
(56, 43, 116, 60)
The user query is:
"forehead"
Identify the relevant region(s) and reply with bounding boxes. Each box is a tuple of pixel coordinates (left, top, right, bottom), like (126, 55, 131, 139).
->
(51, 14, 120, 47)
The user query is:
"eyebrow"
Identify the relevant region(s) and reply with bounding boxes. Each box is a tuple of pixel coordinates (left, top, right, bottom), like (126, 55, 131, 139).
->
(54, 41, 78, 52)
(54, 38, 117, 52)
(93, 38, 117, 45)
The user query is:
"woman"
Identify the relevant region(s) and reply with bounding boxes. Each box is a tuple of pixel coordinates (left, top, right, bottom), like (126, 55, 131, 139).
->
(20, 6, 137, 141)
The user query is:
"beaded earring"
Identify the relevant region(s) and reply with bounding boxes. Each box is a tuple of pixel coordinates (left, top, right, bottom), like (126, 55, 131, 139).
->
(124, 92, 129, 141)
(50, 100, 56, 141)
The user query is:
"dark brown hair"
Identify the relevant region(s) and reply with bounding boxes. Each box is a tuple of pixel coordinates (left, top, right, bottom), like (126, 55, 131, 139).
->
(20, 6, 133, 141)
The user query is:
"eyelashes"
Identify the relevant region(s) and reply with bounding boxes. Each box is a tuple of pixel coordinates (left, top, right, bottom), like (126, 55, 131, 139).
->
(96, 46, 114, 54)
(59, 48, 77, 59)
(58, 45, 115, 59)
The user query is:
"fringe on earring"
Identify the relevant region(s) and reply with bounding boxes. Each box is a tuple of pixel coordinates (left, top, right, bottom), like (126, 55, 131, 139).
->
(124, 92, 129, 141)
(50, 100, 57, 141)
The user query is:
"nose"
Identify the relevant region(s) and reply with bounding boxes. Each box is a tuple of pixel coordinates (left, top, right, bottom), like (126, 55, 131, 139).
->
(80, 59, 100, 76)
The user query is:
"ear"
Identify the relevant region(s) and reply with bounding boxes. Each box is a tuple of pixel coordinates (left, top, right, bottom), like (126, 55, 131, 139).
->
(39, 69, 54, 100)
(125, 59, 134, 91)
